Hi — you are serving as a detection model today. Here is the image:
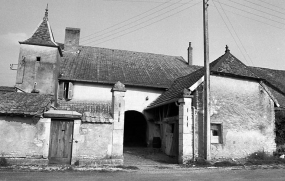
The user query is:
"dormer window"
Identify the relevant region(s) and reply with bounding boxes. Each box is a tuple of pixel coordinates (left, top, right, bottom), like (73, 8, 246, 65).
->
(58, 81, 73, 100)
(36, 57, 41, 62)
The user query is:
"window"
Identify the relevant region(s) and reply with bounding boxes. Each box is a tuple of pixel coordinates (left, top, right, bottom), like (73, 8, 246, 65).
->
(211, 123, 222, 144)
(58, 81, 73, 100)
(36, 57, 41, 62)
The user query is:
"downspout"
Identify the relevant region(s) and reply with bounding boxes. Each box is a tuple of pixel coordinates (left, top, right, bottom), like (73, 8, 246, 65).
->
(192, 106, 196, 160)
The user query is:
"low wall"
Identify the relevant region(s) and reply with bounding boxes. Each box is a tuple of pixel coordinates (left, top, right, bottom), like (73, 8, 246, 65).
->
(72, 121, 122, 166)
(0, 116, 50, 165)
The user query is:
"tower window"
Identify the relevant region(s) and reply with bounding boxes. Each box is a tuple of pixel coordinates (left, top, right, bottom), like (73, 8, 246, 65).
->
(36, 57, 41, 61)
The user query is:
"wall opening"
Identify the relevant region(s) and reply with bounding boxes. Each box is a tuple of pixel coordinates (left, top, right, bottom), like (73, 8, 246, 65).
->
(124, 110, 147, 147)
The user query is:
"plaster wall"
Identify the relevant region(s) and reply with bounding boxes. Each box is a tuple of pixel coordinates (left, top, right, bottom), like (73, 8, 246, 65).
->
(72, 82, 163, 112)
(0, 116, 50, 162)
(72, 121, 114, 165)
(16, 44, 60, 95)
(209, 75, 275, 159)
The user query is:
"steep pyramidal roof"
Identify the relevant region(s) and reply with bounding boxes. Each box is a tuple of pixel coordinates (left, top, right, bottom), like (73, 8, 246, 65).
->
(210, 46, 258, 79)
(19, 5, 59, 48)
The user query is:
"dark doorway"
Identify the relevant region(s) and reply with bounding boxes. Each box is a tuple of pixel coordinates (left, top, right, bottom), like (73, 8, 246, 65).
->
(124, 111, 147, 147)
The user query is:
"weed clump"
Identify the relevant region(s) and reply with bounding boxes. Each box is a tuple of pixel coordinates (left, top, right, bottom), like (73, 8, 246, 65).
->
(246, 151, 285, 165)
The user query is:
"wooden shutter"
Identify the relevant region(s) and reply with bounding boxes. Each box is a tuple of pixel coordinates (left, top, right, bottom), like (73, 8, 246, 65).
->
(58, 82, 64, 100)
(67, 82, 73, 100)
(16, 58, 26, 84)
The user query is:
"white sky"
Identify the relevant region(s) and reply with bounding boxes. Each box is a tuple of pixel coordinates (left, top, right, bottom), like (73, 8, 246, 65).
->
(0, 0, 285, 86)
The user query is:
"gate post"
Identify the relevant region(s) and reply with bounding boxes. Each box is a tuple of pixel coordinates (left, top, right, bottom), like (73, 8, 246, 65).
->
(178, 89, 194, 164)
(111, 81, 126, 159)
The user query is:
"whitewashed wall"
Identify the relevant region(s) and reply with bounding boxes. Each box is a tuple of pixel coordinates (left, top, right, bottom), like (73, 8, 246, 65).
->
(72, 82, 164, 113)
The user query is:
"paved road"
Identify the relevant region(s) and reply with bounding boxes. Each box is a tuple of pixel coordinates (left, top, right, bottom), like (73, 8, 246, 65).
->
(1, 168, 285, 181)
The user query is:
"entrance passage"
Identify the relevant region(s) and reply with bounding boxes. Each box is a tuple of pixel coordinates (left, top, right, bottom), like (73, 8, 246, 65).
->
(124, 111, 147, 147)
(48, 119, 74, 164)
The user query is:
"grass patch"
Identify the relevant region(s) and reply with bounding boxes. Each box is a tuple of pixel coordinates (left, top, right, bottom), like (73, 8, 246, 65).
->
(213, 161, 241, 167)
(115, 165, 139, 170)
(186, 158, 212, 167)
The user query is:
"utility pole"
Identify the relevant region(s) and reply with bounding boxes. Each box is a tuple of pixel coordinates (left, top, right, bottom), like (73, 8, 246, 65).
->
(203, 0, 211, 160)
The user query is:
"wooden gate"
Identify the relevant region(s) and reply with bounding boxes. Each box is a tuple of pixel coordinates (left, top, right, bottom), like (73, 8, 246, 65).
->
(48, 119, 74, 164)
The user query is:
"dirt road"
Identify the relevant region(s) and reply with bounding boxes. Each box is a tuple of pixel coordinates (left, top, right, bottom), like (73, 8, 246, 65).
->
(1, 167, 285, 181)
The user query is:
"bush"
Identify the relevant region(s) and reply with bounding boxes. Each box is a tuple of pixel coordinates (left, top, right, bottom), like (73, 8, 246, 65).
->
(0, 157, 8, 167)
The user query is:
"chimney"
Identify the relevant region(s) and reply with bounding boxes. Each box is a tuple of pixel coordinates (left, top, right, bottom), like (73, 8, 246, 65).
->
(64, 27, 80, 52)
(187, 42, 193, 65)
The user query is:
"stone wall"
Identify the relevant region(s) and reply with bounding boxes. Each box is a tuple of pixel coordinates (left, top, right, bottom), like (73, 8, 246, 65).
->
(16, 44, 60, 95)
(0, 116, 51, 165)
(210, 75, 275, 159)
(194, 75, 276, 159)
(71, 121, 119, 165)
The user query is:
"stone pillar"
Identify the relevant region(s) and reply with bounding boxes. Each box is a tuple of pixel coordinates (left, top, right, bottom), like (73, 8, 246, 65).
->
(178, 89, 193, 164)
(111, 81, 126, 159)
(40, 118, 51, 159)
(71, 119, 82, 165)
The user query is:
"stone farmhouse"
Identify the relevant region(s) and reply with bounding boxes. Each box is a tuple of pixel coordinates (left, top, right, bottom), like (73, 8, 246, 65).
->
(0, 8, 285, 165)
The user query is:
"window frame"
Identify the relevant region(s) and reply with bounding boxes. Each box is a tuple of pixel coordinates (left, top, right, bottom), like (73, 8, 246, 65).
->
(210, 123, 223, 144)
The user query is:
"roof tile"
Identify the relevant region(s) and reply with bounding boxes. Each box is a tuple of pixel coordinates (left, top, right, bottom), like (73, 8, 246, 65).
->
(0, 92, 52, 116)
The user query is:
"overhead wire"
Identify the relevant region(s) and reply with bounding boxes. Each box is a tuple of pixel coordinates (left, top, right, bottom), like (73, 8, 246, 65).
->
(242, 0, 285, 16)
(81, 0, 190, 44)
(227, 0, 285, 21)
(216, 0, 255, 66)
(88, 1, 201, 46)
(216, 1, 285, 27)
(82, 0, 200, 46)
(80, 0, 178, 41)
(212, 0, 251, 66)
(221, 8, 285, 31)
(81, 0, 186, 44)
(258, 0, 285, 11)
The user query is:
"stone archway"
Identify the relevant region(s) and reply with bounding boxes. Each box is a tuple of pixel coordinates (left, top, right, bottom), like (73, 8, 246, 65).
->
(124, 110, 147, 147)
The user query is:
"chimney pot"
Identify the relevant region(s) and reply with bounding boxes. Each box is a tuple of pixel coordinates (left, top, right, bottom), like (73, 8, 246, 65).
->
(187, 42, 193, 65)
(64, 27, 80, 52)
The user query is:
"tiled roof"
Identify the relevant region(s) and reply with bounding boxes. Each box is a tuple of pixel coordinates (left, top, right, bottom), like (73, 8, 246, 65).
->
(82, 112, 113, 123)
(20, 18, 58, 47)
(59, 46, 201, 88)
(148, 68, 204, 108)
(57, 100, 111, 114)
(0, 86, 16, 94)
(0, 92, 52, 116)
(249, 67, 285, 94)
(210, 50, 258, 79)
(148, 50, 260, 108)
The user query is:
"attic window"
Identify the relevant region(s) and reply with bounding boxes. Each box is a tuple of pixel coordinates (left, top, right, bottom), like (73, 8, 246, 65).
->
(211, 123, 222, 144)
(36, 57, 41, 62)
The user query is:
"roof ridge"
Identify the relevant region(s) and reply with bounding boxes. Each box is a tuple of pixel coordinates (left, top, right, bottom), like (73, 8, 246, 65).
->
(78, 45, 182, 58)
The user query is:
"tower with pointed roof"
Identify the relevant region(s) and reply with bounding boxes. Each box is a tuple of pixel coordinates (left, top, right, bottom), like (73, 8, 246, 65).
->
(15, 5, 62, 95)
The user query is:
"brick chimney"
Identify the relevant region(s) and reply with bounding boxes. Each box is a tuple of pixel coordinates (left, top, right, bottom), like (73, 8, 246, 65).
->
(187, 42, 193, 65)
(64, 27, 80, 52)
